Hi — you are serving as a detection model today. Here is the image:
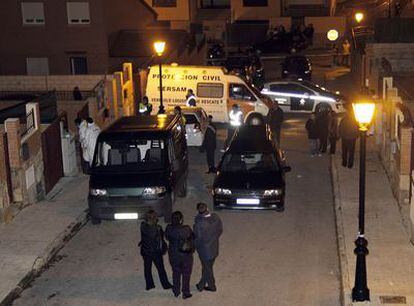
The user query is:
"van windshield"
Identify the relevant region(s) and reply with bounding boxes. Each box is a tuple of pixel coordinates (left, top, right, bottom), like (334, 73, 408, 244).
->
(221, 152, 279, 173)
(92, 139, 165, 171)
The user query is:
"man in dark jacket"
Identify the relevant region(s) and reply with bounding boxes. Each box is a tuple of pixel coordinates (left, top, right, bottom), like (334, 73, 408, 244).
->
(267, 102, 284, 145)
(329, 111, 339, 154)
(305, 113, 319, 157)
(316, 110, 330, 153)
(202, 115, 217, 174)
(165, 211, 194, 299)
(339, 110, 359, 168)
(193, 202, 223, 292)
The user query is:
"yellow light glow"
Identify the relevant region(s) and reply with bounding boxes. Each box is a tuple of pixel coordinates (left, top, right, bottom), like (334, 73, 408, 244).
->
(154, 41, 166, 56)
(355, 12, 364, 23)
(353, 102, 375, 131)
(327, 29, 339, 42)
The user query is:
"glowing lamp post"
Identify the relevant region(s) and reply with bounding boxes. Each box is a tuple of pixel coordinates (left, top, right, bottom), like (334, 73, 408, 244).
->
(327, 29, 339, 42)
(355, 12, 364, 23)
(154, 41, 166, 114)
(351, 101, 375, 302)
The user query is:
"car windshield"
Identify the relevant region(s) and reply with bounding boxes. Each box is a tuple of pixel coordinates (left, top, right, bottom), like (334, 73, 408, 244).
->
(93, 139, 165, 171)
(221, 152, 279, 172)
(184, 114, 199, 125)
(301, 81, 332, 94)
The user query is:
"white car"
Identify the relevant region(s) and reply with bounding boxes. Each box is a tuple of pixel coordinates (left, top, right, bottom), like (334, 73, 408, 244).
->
(168, 107, 209, 147)
(261, 80, 346, 113)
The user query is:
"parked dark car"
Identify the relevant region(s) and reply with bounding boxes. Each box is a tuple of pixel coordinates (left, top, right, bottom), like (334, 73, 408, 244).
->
(88, 115, 188, 224)
(213, 123, 291, 211)
(281, 55, 312, 80)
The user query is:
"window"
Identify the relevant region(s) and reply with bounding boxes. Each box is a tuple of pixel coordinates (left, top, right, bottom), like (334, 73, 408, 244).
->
(243, 0, 268, 6)
(21, 2, 45, 25)
(229, 84, 255, 101)
(67, 2, 90, 24)
(152, 0, 177, 7)
(270, 83, 313, 95)
(197, 83, 223, 98)
(70, 56, 88, 75)
(26, 58, 49, 75)
(221, 153, 279, 172)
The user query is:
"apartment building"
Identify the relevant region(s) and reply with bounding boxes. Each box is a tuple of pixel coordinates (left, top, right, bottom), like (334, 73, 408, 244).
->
(0, 0, 192, 75)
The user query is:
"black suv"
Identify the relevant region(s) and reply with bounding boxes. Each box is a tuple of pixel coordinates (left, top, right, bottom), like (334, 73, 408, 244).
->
(213, 124, 291, 211)
(88, 115, 188, 224)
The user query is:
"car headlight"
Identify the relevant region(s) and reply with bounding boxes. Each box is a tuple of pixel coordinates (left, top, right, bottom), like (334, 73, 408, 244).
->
(263, 189, 282, 197)
(213, 188, 232, 195)
(90, 188, 107, 196)
(143, 186, 166, 196)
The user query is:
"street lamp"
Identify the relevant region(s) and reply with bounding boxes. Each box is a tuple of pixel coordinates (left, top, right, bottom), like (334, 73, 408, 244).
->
(351, 100, 376, 302)
(153, 41, 166, 114)
(327, 29, 339, 42)
(355, 12, 364, 23)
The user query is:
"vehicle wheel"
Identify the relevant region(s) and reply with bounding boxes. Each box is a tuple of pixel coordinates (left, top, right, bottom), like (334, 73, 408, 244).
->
(178, 177, 187, 198)
(315, 102, 332, 114)
(164, 194, 173, 223)
(275, 200, 285, 212)
(91, 216, 101, 225)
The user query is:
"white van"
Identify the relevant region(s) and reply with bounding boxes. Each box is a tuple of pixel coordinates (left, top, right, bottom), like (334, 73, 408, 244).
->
(145, 65, 273, 123)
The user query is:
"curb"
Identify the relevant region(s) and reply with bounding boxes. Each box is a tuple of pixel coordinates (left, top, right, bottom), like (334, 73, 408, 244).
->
(330, 156, 353, 306)
(0, 210, 89, 306)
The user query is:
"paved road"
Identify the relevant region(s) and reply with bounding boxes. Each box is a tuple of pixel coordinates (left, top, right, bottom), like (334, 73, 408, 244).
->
(14, 114, 341, 306)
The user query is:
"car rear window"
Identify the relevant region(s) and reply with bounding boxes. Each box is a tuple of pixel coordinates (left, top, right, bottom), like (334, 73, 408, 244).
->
(221, 152, 279, 172)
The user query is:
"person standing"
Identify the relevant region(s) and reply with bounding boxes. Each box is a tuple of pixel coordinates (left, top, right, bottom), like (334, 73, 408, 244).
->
(185, 89, 197, 107)
(305, 113, 319, 157)
(303, 23, 314, 46)
(329, 111, 339, 154)
(165, 211, 194, 299)
(224, 104, 243, 149)
(74, 117, 88, 172)
(342, 39, 351, 67)
(202, 115, 217, 174)
(83, 117, 101, 166)
(339, 110, 359, 168)
(316, 111, 330, 154)
(73, 86, 83, 101)
(267, 101, 284, 145)
(193, 202, 223, 292)
(138, 96, 153, 115)
(139, 210, 173, 291)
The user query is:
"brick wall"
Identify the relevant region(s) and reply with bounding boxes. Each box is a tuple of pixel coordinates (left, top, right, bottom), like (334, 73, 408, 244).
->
(0, 75, 105, 91)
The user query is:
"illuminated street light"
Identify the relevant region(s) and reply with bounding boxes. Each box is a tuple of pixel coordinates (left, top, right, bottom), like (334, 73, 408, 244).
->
(355, 12, 364, 23)
(327, 29, 339, 42)
(351, 100, 375, 302)
(153, 41, 166, 114)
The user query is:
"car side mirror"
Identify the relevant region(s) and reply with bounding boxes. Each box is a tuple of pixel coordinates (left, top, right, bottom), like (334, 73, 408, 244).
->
(283, 166, 292, 172)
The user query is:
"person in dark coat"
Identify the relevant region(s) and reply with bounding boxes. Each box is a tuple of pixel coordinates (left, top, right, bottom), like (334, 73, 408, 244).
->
(316, 110, 330, 153)
(193, 203, 223, 292)
(339, 110, 359, 168)
(202, 115, 217, 174)
(73, 86, 83, 101)
(139, 210, 173, 291)
(305, 113, 319, 157)
(267, 101, 284, 145)
(165, 211, 194, 299)
(329, 111, 339, 154)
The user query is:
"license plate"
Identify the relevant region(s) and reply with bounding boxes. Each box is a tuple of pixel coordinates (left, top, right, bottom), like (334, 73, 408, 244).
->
(114, 213, 138, 220)
(236, 198, 260, 205)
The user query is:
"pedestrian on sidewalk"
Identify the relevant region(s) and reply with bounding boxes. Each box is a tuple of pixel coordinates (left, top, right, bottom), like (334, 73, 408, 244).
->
(193, 203, 223, 292)
(267, 101, 284, 145)
(139, 210, 173, 291)
(201, 115, 217, 174)
(339, 110, 359, 168)
(305, 113, 319, 157)
(83, 117, 101, 167)
(329, 110, 339, 154)
(316, 110, 330, 154)
(165, 211, 195, 299)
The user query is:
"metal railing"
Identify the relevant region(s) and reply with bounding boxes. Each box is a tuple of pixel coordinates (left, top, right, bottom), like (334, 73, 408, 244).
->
(20, 108, 35, 138)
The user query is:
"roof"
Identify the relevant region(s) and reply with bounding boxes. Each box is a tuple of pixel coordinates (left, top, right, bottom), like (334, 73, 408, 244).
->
(110, 29, 189, 58)
(101, 115, 179, 139)
(229, 125, 274, 153)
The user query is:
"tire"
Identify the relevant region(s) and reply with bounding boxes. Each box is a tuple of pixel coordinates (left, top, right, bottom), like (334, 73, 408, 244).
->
(163, 194, 173, 223)
(276, 200, 285, 212)
(178, 177, 187, 198)
(91, 216, 101, 225)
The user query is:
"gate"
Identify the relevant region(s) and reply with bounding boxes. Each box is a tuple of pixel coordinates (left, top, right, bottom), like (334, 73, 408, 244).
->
(41, 113, 65, 194)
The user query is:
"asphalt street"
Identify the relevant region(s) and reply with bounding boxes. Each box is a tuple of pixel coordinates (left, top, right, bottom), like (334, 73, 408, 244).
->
(13, 114, 341, 306)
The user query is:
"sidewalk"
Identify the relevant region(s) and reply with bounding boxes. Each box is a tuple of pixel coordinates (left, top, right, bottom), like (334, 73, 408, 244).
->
(0, 175, 89, 305)
(331, 139, 414, 305)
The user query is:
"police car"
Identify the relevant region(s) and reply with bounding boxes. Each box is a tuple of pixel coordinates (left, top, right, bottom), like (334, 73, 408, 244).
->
(261, 80, 346, 113)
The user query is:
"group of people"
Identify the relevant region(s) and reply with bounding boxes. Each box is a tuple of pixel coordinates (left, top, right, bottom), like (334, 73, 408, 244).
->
(267, 23, 315, 50)
(139, 203, 223, 299)
(305, 107, 359, 168)
(74, 117, 101, 171)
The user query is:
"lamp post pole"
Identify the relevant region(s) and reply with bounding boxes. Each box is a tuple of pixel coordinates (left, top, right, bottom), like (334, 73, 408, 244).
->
(158, 59, 165, 114)
(352, 127, 370, 302)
